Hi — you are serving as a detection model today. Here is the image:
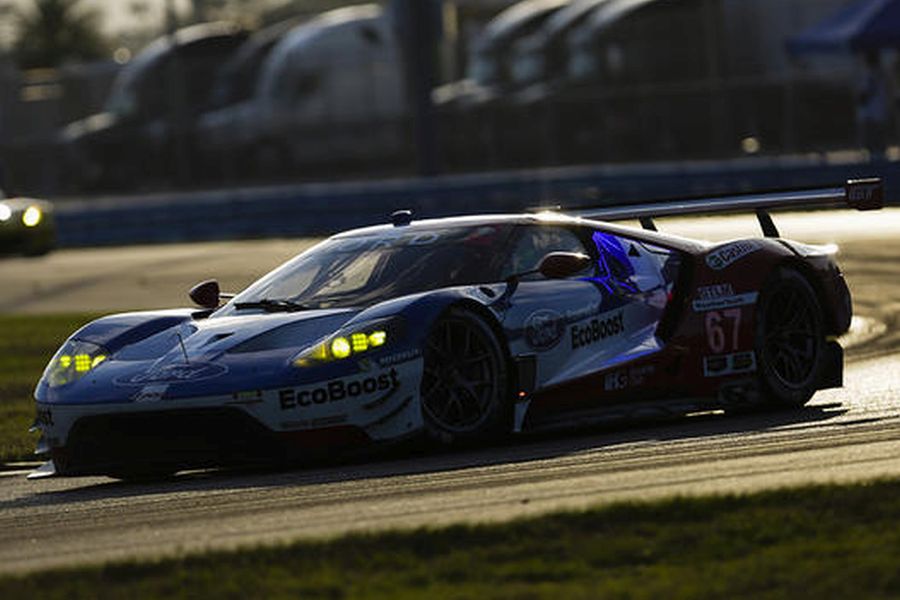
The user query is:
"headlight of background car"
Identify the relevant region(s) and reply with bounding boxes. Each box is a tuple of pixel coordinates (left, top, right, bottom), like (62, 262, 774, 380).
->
(21, 205, 43, 227)
(293, 317, 403, 367)
(43, 340, 109, 387)
(0, 202, 44, 227)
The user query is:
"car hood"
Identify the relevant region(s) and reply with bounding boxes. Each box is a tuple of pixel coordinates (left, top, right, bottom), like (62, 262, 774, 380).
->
(131, 308, 357, 359)
(38, 307, 360, 405)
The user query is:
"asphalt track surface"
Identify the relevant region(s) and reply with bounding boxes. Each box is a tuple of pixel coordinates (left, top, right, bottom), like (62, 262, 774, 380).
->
(0, 210, 898, 574)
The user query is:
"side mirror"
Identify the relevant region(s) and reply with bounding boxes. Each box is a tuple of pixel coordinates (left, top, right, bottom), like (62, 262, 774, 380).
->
(189, 279, 221, 309)
(538, 252, 592, 279)
(491, 252, 593, 312)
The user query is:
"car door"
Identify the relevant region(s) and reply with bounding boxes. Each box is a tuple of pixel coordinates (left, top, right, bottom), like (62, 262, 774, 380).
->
(574, 227, 678, 382)
(500, 223, 676, 391)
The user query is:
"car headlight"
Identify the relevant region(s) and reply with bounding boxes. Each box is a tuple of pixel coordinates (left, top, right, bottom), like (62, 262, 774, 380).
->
(22, 206, 43, 227)
(43, 340, 109, 388)
(292, 317, 403, 367)
(0, 203, 11, 222)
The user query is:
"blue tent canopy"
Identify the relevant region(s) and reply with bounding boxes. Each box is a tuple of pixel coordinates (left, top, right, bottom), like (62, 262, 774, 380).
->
(787, 0, 900, 55)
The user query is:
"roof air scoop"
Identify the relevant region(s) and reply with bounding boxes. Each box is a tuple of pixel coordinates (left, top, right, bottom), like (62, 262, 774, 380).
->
(391, 209, 413, 227)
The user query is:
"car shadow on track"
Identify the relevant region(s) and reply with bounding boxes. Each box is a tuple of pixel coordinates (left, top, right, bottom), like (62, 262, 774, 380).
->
(6, 400, 853, 510)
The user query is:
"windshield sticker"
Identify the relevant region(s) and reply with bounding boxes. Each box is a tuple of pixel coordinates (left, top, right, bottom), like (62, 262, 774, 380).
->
(706, 241, 761, 270)
(370, 232, 442, 249)
(341, 232, 444, 252)
(462, 226, 504, 246)
(340, 225, 511, 254)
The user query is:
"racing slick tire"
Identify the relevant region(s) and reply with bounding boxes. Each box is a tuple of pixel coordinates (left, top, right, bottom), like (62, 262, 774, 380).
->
(755, 267, 826, 408)
(420, 307, 511, 445)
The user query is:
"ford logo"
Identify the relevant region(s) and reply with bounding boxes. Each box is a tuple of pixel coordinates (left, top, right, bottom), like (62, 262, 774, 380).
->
(525, 309, 564, 350)
(115, 362, 228, 385)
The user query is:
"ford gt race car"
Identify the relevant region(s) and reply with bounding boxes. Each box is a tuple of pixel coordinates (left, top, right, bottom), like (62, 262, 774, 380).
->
(29, 179, 882, 479)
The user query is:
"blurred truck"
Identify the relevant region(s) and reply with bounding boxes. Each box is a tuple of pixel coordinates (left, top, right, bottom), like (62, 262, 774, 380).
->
(194, 17, 307, 180)
(434, 0, 571, 168)
(555, 0, 855, 159)
(60, 22, 248, 190)
(508, 0, 612, 99)
(434, 0, 570, 108)
(197, 4, 409, 181)
(441, 0, 857, 168)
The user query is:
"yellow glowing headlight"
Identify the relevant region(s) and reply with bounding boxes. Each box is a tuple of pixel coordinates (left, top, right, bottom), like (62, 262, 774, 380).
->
(351, 333, 368, 352)
(331, 337, 352, 359)
(74, 354, 92, 372)
(292, 319, 399, 368)
(43, 340, 109, 387)
(22, 206, 42, 227)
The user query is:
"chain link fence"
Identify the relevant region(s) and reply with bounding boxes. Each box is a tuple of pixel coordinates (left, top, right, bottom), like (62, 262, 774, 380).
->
(0, 55, 864, 195)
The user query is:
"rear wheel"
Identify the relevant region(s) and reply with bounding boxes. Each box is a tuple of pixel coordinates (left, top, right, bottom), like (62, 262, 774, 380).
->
(755, 267, 826, 407)
(420, 307, 510, 445)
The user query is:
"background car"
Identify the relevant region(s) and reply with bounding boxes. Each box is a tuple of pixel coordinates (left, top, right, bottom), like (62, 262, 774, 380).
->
(0, 190, 55, 256)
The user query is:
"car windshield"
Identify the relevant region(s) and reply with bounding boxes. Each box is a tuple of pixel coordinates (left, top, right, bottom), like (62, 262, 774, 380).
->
(218, 223, 516, 313)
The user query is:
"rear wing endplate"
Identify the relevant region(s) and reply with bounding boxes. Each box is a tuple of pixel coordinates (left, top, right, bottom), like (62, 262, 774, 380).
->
(572, 178, 884, 237)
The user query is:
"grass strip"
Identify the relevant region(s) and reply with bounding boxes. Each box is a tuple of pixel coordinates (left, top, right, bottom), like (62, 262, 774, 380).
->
(4, 479, 900, 599)
(0, 314, 98, 464)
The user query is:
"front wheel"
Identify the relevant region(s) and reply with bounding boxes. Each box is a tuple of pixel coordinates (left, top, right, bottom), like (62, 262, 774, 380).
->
(755, 267, 826, 407)
(420, 307, 510, 445)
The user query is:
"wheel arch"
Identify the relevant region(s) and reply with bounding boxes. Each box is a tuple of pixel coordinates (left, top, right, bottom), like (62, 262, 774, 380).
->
(754, 261, 830, 407)
(419, 298, 516, 442)
(441, 298, 518, 397)
(773, 256, 843, 336)
(444, 298, 513, 360)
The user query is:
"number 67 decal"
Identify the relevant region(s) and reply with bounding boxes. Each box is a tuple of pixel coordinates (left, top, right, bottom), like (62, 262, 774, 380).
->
(705, 309, 742, 353)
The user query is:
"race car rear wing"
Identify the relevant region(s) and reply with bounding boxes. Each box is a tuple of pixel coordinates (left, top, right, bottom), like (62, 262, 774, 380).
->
(573, 177, 884, 237)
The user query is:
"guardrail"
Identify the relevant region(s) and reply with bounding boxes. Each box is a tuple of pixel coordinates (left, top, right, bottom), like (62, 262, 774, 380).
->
(52, 153, 897, 247)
